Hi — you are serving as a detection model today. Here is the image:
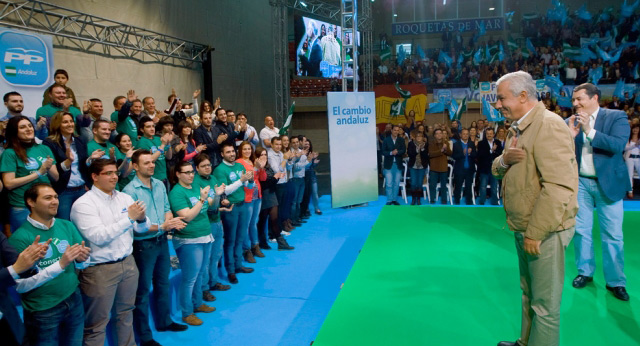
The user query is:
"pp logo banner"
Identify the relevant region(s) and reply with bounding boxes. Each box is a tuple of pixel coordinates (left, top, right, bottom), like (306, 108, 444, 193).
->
(0, 30, 51, 87)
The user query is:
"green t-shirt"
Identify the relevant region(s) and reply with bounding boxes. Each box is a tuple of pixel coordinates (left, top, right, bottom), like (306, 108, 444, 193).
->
(115, 149, 135, 191)
(87, 139, 118, 160)
(193, 173, 221, 222)
(111, 111, 139, 147)
(136, 136, 167, 181)
(35, 103, 82, 122)
(213, 162, 246, 204)
(9, 219, 84, 312)
(0, 145, 56, 207)
(169, 184, 211, 238)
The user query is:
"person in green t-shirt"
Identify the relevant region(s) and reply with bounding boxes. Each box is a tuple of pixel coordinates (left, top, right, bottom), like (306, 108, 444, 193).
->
(9, 183, 91, 346)
(193, 153, 230, 294)
(35, 84, 84, 138)
(168, 161, 215, 326)
(137, 116, 173, 186)
(114, 133, 136, 191)
(213, 143, 254, 284)
(113, 90, 144, 147)
(0, 116, 60, 232)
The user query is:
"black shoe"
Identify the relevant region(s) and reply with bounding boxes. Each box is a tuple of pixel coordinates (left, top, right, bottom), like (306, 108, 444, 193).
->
(497, 342, 519, 346)
(297, 219, 307, 224)
(141, 340, 162, 346)
(572, 275, 593, 288)
(202, 291, 216, 302)
(277, 236, 295, 250)
(228, 273, 238, 284)
(315, 210, 322, 215)
(606, 285, 630, 301)
(291, 221, 302, 227)
(391, 201, 400, 205)
(236, 267, 254, 274)
(156, 322, 188, 332)
(385, 202, 393, 205)
(259, 242, 272, 250)
(210, 282, 231, 291)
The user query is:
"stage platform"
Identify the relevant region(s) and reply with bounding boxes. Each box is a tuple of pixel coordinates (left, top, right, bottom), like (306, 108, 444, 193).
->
(313, 206, 640, 346)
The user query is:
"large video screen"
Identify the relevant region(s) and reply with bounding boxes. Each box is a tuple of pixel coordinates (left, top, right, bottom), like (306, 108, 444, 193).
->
(293, 15, 359, 78)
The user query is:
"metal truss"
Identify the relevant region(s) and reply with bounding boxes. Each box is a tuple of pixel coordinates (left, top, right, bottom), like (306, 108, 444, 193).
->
(341, 0, 357, 91)
(0, 0, 210, 68)
(289, 0, 342, 22)
(270, 0, 289, 126)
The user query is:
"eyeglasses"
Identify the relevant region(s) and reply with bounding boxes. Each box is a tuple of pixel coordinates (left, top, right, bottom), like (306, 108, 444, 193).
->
(179, 170, 195, 175)
(99, 171, 120, 177)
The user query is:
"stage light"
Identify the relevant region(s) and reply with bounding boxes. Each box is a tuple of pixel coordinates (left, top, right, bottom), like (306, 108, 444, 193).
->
(300, 1, 308, 7)
(393, 13, 398, 17)
(489, 7, 495, 10)
(443, 0, 447, 4)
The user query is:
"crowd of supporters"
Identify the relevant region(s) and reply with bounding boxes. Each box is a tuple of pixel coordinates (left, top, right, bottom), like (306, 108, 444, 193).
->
(0, 69, 323, 346)
(377, 86, 640, 205)
(374, 8, 640, 92)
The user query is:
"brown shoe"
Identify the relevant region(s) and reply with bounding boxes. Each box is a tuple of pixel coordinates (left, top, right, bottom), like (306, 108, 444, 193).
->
(182, 314, 202, 326)
(194, 304, 216, 313)
(243, 249, 256, 263)
(252, 244, 265, 258)
(228, 273, 238, 284)
(283, 220, 293, 231)
(202, 291, 216, 302)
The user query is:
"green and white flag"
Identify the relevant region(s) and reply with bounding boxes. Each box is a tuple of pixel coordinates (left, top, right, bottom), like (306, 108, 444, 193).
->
(380, 45, 391, 61)
(279, 101, 295, 135)
(454, 97, 467, 121)
(5, 66, 16, 77)
(562, 42, 581, 57)
(508, 37, 518, 51)
(389, 83, 411, 119)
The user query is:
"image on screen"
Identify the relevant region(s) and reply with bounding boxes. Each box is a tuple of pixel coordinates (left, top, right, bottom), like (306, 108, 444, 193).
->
(293, 15, 359, 78)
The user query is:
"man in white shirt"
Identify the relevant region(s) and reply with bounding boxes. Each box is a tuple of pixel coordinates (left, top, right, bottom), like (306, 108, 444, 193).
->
(259, 116, 280, 148)
(70, 158, 150, 346)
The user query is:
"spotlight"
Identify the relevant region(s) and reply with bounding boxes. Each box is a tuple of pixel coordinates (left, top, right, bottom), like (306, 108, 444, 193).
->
(489, 7, 495, 10)
(300, 1, 307, 7)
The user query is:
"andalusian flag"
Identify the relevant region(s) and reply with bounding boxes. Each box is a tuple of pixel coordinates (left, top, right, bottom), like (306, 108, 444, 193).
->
(380, 45, 391, 61)
(5, 66, 16, 76)
(279, 101, 295, 135)
(454, 97, 467, 121)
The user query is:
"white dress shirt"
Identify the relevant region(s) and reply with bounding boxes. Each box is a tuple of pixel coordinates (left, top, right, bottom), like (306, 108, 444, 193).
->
(579, 108, 599, 177)
(259, 127, 280, 148)
(70, 185, 149, 265)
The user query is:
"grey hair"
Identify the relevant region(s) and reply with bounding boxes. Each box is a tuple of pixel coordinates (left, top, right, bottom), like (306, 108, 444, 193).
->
(496, 71, 538, 101)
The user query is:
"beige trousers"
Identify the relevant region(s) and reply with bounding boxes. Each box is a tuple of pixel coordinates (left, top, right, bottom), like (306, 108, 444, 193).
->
(515, 228, 574, 346)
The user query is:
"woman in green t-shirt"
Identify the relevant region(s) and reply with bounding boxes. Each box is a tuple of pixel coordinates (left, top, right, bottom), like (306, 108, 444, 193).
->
(0, 116, 59, 231)
(114, 133, 135, 190)
(168, 161, 215, 326)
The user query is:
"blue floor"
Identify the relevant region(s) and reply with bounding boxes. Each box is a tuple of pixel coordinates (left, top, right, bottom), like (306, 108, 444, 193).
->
(154, 196, 640, 346)
(155, 195, 384, 346)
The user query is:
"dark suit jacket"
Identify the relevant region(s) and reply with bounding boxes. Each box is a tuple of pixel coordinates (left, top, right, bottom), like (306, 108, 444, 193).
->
(407, 140, 429, 169)
(43, 136, 90, 193)
(574, 107, 630, 201)
(452, 140, 477, 173)
(0, 233, 24, 345)
(194, 125, 218, 164)
(381, 136, 406, 170)
(308, 39, 323, 77)
(476, 138, 503, 174)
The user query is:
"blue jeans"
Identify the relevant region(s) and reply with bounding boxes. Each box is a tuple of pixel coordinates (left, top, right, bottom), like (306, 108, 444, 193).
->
(57, 188, 86, 221)
(221, 202, 250, 274)
(478, 173, 498, 205)
(384, 165, 402, 203)
(174, 242, 212, 317)
(428, 170, 449, 204)
(409, 168, 426, 190)
(9, 206, 29, 233)
(132, 236, 172, 343)
(290, 178, 305, 221)
(244, 199, 262, 250)
(202, 221, 224, 290)
(23, 288, 84, 346)
(574, 177, 626, 286)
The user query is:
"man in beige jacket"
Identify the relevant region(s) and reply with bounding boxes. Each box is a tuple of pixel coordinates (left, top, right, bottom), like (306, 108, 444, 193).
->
(491, 71, 578, 346)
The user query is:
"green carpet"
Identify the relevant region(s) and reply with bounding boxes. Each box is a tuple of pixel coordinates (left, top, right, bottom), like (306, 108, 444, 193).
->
(313, 207, 640, 346)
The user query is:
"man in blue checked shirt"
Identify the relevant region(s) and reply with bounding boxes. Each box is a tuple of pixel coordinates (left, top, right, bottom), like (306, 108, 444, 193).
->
(122, 150, 188, 346)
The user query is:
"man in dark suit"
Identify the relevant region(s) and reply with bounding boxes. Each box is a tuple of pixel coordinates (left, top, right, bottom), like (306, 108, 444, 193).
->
(451, 128, 477, 205)
(306, 20, 323, 77)
(382, 125, 406, 205)
(194, 111, 225, 168)
(568, 83, 631, 301)
(0, 233, 49, 346)
(476, 127, 503, 205)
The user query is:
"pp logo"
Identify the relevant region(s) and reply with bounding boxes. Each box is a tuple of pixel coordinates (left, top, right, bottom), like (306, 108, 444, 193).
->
(0, 30, 50, 86)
